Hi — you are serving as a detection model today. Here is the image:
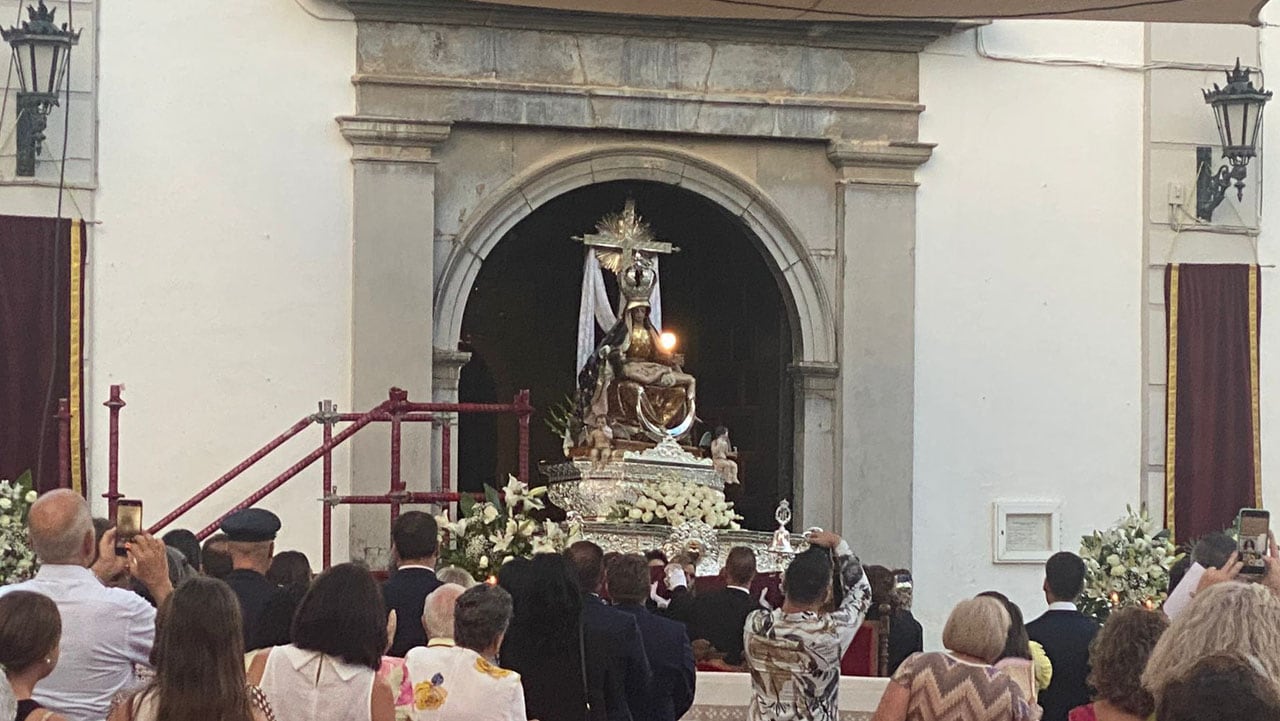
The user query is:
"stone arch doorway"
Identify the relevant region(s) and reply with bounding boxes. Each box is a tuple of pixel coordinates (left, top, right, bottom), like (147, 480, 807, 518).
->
(457, 180, 794, 530)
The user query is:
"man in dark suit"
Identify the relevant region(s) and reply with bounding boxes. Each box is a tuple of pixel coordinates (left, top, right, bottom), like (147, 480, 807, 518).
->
(608, 554, 695, 721)
(688, 546, 762, 665)
(1026, 551, 1101, 721)
(383, 511, 443, 657)
(220, 508, 290, 650)
(567, 541, 653, 721)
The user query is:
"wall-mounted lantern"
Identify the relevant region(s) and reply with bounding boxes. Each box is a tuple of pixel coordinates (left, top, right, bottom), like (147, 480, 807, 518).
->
(2, 1, 79, 177)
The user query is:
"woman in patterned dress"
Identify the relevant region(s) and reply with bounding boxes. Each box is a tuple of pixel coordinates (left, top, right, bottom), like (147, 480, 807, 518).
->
(870, 597, 1038, 721)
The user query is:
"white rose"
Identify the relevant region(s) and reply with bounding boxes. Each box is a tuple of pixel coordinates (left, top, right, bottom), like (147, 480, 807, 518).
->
(669, 514, 684, 526)
(479, 555, 490, 569)
(642, 511, 654, 523)
(655, 507, 667, 519)
(23, 491, 36, 504)
(482, 505, 500, 523)
(0, 498, 11, 510)
(629, 508, 643, 520)
(1106, 554, 1121, 566)
(1110, 565, 1126, 577)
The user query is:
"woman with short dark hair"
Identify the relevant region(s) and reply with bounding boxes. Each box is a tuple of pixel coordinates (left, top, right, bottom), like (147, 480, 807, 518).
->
(248, 563, 395, 721)
(108, 577, 274, 721)
(0, 591, 68, 721)
(265, 551, 312, 588)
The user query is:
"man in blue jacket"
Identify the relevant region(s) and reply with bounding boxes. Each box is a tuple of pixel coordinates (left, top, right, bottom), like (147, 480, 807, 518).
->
(607, 553, 696, 721)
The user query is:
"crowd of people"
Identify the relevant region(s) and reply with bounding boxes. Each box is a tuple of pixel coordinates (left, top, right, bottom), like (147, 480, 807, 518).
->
(1, 489, 1278, 721)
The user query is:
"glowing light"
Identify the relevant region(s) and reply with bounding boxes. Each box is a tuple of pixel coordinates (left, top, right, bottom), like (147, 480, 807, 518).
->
(486, 575, 498, 586)
(659, 332, 678, 352)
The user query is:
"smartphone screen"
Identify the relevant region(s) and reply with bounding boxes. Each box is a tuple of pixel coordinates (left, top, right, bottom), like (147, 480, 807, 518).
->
(1238, 509, 1269, 575)
(114, 500, 143, 556)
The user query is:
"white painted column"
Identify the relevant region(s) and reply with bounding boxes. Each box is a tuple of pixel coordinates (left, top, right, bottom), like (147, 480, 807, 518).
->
(338, 116, 452, 565)
(431, 347, 471, 497)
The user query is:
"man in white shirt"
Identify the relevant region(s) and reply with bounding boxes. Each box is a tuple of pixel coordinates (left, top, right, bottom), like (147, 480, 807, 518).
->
(0, 490, 172, 721)
(405, 584, 525, 721)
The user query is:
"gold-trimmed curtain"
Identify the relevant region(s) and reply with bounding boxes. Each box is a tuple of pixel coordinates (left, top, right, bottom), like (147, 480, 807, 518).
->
(1165, 263, 1261, 543)
(0, 216, 87, 493)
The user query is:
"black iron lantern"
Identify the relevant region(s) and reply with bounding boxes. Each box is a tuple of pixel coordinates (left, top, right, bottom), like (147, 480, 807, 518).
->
(2, 0, 79, 177)
(1197, 59, 1272, 221)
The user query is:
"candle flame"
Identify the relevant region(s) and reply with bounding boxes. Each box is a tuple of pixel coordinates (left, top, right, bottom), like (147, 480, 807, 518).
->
(659, 332, 678, 352)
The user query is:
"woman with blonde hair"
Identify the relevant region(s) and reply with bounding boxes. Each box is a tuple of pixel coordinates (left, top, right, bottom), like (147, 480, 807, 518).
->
(871, 597, 1036, 721)
(1142, 581, 1280, 704)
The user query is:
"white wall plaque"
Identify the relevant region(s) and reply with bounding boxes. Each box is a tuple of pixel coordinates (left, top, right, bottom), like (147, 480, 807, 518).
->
(993, 501, 1061, 564)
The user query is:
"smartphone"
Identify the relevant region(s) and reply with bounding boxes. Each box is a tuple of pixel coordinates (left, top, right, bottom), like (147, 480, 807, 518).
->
(1237, 508, 1269, 575)
(114, 500, 143, 557)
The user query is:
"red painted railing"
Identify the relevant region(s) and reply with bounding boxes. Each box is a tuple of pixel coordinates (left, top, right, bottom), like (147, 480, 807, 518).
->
(58, 386, 534, 568)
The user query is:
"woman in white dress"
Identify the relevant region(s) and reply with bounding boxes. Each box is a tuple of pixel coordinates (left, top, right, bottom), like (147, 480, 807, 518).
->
(248, 563, 396, 721)
(109, 577, 275, 721)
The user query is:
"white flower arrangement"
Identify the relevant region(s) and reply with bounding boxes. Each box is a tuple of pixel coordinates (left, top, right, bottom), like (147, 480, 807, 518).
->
(1079, 505, 1182, 622)
(608, 481, 743, 530)
(437, 476, 582, 578)
(0, 472, 39, 585)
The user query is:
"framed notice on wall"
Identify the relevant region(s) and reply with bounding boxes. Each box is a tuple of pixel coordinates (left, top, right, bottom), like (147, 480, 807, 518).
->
(993, 501, 1061, 564)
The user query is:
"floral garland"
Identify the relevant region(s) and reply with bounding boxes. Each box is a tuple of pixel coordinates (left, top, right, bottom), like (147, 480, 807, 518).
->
(607, 481, 742, 530)
(1078, 506, 1181, 622)
(437, 476, 581, 579)
(0, 472, 39, 585)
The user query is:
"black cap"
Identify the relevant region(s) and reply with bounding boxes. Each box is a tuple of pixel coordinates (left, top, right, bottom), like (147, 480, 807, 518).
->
(219, 508, 281, 543)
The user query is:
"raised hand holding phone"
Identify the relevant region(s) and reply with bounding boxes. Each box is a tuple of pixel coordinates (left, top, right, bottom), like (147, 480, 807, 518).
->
(1237, 509, 1270, 575)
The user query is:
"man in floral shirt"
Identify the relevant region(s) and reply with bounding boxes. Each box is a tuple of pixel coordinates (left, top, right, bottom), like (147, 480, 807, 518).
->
(744, 531, 872, 721)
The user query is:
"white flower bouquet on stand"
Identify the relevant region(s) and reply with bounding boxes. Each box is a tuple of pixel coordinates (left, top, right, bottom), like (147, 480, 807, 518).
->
(437, 476, 582, 579)
(1079, 506, 1181, 622)
(607, 481, 743, 530)
(0, 471, 39, 584)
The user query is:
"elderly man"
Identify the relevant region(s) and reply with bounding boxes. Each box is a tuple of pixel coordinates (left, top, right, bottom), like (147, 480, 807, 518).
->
(421, 583, 466, 646)
(404, 584, 525, 721)
(219, 507, 287, 649)
(0, 490, 171, 721)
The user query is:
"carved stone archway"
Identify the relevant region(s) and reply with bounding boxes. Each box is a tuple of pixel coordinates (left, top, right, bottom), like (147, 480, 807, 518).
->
(433, 145, 836, 367)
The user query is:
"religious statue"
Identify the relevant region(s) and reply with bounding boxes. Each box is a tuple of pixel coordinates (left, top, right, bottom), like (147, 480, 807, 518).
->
(711, 426, 739, 485)
(573, 201, 696, 444)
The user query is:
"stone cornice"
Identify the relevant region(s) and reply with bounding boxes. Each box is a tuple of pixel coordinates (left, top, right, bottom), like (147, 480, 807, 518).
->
(342, 0, 972, 53)
(337, 116, 453, 164)
(826, 139, 935, 185)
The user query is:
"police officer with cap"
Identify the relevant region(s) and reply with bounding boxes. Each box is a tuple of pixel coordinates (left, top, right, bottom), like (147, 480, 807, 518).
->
(220, 508, 285, 649)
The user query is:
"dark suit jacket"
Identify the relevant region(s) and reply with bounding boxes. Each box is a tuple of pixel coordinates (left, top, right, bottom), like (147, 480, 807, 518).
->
(582, 594, 653, 721)
(225, 569, 283, 649)
(614, 603, 695, 721)
(1027, 608, 1101, 721)
(688, 586, 761, 665)
(383, 567, 443, 657)
(887, 609, 924, 675)
(660, 586, 696, 629)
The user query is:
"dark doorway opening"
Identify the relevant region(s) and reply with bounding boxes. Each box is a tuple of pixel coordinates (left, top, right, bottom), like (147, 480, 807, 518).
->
(457, 180, 794, 530)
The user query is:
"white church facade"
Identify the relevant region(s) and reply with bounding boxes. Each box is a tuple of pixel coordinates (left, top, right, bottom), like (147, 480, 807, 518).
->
(3, 0, 1280, 639)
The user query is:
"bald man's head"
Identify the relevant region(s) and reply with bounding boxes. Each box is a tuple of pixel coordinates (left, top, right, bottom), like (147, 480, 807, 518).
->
(28, 490, 95, 566)
(423, 583, 466, 639)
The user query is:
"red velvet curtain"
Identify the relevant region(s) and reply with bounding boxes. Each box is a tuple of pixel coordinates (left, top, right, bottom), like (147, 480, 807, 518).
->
(0, 215, 84, 493)
(1165, 264, 1261, 543)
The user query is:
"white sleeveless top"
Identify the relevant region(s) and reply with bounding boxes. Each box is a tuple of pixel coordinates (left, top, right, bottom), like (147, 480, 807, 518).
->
(259, 645, 375, 721)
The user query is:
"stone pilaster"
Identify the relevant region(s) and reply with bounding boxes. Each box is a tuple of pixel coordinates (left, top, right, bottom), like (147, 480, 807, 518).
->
(431, 347, 472, 494)
(789, 361, 841, 533)
(339, 116, 452, 563)
(828, 140, 932, 568)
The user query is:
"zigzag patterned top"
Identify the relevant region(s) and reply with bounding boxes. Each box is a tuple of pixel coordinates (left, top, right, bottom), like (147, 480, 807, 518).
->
(891, 652, 1038, 721)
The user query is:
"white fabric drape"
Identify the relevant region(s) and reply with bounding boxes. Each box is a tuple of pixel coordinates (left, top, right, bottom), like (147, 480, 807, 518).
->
(576, 250, 662, 373)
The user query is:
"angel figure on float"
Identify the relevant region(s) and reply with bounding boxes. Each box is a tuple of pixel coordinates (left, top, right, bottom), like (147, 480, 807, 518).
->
(711, 426, 739, 485)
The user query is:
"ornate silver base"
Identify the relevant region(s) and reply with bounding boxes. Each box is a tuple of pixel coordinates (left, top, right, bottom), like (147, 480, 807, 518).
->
(578, 521, 806, 575)
(544, 438, 725, 521)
